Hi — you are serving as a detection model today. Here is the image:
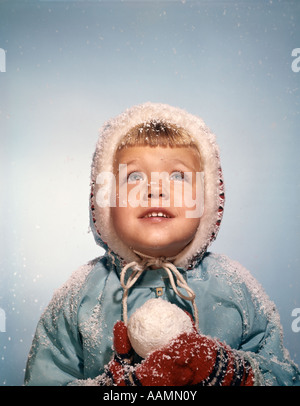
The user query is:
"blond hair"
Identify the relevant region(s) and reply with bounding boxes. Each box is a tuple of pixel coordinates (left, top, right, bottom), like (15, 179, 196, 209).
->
(119, 121, 198, 147)
(117, 121, 202, 166)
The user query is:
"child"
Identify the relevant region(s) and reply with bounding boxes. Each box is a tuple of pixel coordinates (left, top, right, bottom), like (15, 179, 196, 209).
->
(24, 102, 300, 386)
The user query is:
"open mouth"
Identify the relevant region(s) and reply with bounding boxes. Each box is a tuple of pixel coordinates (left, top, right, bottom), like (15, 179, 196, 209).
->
(144, 212, 170, 219)
(139, 208, 174, 219)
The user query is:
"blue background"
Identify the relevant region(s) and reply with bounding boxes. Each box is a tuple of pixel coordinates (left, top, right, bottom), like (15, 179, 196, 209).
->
(0, 0, 299, 385)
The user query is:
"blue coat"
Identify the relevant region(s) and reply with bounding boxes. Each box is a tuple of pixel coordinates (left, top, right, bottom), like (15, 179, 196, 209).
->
(24, 252, 300, 386)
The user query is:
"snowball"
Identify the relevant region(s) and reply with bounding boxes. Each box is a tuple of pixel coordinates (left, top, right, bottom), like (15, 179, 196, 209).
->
(127, 298, 194, 359)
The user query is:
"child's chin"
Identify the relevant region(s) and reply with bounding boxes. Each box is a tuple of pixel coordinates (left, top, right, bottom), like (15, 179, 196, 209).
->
(135, 240, 183, 258)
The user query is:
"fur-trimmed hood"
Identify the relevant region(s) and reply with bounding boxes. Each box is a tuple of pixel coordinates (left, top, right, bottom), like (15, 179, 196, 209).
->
(90, 102, 224, 270)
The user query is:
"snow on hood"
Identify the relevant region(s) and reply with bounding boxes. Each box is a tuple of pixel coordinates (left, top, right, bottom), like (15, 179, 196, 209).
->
(90, 102, 225, 270)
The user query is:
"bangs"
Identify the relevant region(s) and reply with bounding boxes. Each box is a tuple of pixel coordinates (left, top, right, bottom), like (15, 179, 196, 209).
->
(117, 121, 197, 149)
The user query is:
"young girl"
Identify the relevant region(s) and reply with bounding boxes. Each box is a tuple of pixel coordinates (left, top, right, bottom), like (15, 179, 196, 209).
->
(24, 102, 300, 386)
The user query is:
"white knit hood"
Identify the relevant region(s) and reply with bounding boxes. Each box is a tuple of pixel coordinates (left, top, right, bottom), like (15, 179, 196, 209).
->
(90, 102, 224, 271)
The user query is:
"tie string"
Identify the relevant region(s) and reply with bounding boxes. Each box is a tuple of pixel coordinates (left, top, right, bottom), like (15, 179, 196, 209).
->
(120, 250, 199, 328)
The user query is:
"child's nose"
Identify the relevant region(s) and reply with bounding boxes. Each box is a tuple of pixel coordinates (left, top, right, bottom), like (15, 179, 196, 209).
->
(148, 190, 167, 199)
(147, 182, 169, 200)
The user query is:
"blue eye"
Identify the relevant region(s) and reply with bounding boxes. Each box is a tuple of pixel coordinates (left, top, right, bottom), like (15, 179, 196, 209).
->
(128, 171, 145, 183)
(170, 171, 185, 181)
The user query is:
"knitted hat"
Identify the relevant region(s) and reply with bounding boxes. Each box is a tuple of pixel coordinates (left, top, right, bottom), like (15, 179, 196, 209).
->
(90, 102, 224, 270)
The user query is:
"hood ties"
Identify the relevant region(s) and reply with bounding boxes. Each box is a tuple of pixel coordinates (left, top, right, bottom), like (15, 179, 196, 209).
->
(120, 250, 199, 328)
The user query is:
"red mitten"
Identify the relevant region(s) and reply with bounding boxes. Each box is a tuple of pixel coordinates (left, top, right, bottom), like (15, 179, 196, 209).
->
(100, 321, 134, 386)
(132, 331, 254, 386)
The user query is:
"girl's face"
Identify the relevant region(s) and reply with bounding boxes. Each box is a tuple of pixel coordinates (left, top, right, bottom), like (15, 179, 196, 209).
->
(111, 146, 202, 258)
